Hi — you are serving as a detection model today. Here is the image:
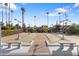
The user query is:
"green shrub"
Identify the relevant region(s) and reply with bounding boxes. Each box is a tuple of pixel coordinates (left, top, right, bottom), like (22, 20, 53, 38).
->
(2, 30, 22, 37)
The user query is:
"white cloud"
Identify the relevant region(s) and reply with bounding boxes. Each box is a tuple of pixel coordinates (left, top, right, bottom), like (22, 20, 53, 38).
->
(43, 12, 59, 17)
(10, 3, 17, 10)
(55, 8, 67, 13)
(48, 13, 58, 16)
(74, 3, 79, 7)
(0, 3, 18, 10)
(43, 8, 68, 17)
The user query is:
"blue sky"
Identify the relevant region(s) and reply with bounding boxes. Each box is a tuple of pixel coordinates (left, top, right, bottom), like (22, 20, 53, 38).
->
(0, 3, 79, 27)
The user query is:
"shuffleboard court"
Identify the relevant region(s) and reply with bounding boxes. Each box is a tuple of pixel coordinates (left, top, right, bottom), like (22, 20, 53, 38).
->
(28, 33, 50, 56)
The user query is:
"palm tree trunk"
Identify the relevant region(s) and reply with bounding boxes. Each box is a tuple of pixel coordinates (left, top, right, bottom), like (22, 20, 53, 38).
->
(2, 7, 3, 26)
(22, 12, 24, 28)
(8, 3, 10, 25)
(11, 10, 13, 25)
(21, 7, 25, 32)
(5, 6, 7, 25)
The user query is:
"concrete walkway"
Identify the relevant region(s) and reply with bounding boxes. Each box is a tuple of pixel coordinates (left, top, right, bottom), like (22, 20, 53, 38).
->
(27, 34, 50, 56)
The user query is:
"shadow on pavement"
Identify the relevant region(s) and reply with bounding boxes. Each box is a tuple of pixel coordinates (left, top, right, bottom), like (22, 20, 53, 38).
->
(0, 47, 20, 56)
(52, 45, 73, 56)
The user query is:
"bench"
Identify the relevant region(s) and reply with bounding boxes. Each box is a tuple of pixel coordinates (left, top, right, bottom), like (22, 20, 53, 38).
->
(59, 42, 76, 49)
(76, 45, 79, 56)
(6, 41, 21, 48)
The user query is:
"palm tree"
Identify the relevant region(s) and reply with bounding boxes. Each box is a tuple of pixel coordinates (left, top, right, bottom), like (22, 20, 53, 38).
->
(46, 12, 49, 32)
(4, 3, 8, 25)
(34, 16, 36, 26)
(11, 10, 13, 25)
(46, 12, 49, 27)
(1, 5, 4, 26)
(34, 16, 36, 32)
(21, 7, 26, 32)
(8, 3, 10, 25)
(58, 12, 62, 24)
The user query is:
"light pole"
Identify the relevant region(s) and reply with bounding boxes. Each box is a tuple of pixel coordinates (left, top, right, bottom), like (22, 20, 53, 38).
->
(14, 19, 21, 40)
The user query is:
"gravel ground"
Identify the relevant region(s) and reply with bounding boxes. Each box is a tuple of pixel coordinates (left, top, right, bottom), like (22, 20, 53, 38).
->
(1, 33, 36, 43)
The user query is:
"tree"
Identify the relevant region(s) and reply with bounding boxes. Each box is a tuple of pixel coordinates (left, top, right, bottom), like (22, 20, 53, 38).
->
(21, 7, 26, 32)
(46, 12, 49, 26)
(10, 10, 13, 25)
(58, 12, 62, 24)
(42, 25, 48, 33)
(4, 3, 8, 25)
(33, 16, 37, 32)
(66, 24, 79, 34)
(34, 16, 36, 26)
(8, 3, 10, 25)
(36, 27, 43, 33)
(29, 27, 35, 33)
(52, 24, 61, 33)
(46, 12, 49, 32)
(14, 24, 21, 29)
(1, 5, 4, 26)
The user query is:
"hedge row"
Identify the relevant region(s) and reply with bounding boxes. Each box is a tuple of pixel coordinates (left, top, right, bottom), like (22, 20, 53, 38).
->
(2, 30, 22, 37)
